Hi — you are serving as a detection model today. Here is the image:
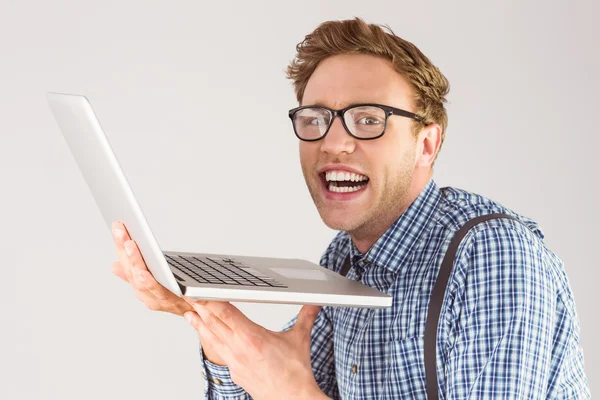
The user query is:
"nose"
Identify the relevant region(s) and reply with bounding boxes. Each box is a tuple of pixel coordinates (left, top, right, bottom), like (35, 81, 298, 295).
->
(319, 116, 356, 156)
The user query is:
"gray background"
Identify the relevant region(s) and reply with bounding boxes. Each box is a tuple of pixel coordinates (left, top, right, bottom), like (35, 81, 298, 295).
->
(0, 0, 597, 398)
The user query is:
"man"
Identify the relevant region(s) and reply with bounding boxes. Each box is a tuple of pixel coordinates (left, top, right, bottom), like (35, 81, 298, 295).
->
(110, 18, 590, 399)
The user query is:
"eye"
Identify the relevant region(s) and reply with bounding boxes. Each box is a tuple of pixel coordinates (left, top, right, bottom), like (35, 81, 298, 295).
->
(356, 116, 382, 125)
(310, 117, 329, 126)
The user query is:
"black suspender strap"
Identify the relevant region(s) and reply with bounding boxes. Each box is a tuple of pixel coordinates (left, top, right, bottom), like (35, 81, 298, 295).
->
(340, 255, 352, 278)
(424, 213, 518, 399)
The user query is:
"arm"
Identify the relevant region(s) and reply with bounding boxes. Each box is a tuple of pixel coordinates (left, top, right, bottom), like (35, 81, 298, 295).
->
(196, 237, 345, 400)
(198, 307, 338, 400)
(443, 224, 589, 399)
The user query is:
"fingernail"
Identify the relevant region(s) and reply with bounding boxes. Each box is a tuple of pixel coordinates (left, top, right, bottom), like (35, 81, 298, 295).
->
(184, 312, 193, 324)
(112, 228, 123, 240)
(124, 241, 134, 256)
(137, 270, 145, 282)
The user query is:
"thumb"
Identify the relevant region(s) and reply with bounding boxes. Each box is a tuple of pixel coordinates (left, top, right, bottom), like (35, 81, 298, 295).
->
(293, 305, 322, 337)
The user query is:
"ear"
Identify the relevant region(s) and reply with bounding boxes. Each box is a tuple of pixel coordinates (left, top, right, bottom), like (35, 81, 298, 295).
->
(415, 123, 442, 168)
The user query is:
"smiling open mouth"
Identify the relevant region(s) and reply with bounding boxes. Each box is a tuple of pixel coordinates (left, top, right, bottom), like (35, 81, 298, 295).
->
(321, 170, 369, 193)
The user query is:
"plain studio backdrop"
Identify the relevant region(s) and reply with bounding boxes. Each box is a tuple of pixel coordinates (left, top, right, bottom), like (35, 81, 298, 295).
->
(0, 0, 597, 398)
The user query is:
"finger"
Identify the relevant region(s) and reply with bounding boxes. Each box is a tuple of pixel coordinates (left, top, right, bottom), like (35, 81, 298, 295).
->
(185, 312, 225, 346)
(186, 302, 235, 343)
(121, 254, 134, 285)
(121, 240, 162, 295)
(199, 301, 256, 334)
(125, 240, 148, 271)
(132, 285, 162, 311)
(112, 222, 133, 282)
(124, 240, 150, 290)
(184, 312, 234, 364)
(111, 261, 128, 282)
(131, 275, 192, 315)
(293, 305, 322, 337)
(111, 221, 131, 252)
(182, 296, 207, 306)
(136, 269, 188, 306)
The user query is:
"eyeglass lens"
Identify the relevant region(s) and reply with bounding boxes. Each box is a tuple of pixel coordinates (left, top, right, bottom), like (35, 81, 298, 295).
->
(293, 106, 386, 140)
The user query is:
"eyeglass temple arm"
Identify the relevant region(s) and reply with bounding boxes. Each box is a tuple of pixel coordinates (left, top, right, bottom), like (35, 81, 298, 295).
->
(389, 107, 426, 124)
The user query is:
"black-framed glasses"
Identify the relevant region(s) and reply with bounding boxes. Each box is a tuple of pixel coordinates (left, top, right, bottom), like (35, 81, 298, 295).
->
(288, 103, 426, 142)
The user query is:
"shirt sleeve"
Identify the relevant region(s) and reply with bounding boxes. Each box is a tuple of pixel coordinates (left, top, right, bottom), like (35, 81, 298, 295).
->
(441, 223, 590, 399)
(199, 344, 252, 400)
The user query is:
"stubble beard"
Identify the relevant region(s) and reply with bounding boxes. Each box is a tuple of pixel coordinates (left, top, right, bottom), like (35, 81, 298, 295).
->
(302, 164, 415, 237)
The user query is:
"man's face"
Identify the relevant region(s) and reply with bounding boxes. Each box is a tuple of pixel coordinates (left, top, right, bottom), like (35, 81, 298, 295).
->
(299, 53, 421, 235)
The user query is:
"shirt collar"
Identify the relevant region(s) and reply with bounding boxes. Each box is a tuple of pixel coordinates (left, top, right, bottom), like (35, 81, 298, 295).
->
(349, 179, 441, 274)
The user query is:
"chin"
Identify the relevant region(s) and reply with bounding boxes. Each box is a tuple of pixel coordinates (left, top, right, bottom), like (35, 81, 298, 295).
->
(319, 210, 365, 232)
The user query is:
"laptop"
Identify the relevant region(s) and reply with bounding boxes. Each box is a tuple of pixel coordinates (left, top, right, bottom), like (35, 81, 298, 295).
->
(47, 93, 392, 308)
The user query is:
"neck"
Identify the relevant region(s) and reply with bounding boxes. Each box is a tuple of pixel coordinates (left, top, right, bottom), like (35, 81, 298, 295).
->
(349, 171, 431, 254)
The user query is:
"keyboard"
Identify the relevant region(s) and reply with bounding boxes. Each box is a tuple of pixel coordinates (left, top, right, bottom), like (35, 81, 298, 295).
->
(165, 254, 287, 288)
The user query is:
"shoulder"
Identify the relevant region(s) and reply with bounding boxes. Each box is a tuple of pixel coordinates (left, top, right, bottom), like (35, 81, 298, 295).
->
(436, 185, 552, 279)
(437, 185, 545, 240)
(456, 221, 553, 290)
(435, 186, 576, 310)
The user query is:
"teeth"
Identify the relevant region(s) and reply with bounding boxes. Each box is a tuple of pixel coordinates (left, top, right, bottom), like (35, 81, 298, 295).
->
(328, 183, 367, 193)
(325, 170, 368, 182)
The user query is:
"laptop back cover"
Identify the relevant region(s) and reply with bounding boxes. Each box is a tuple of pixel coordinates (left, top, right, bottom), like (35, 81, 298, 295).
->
(47, 93, 182, 296)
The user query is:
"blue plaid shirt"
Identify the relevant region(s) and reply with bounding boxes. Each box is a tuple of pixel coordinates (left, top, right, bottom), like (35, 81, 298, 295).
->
(199, 179, 590, 399)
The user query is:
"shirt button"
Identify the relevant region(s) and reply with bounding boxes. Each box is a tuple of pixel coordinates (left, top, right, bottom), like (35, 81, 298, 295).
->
(212, 377, 223, 386)
(351, 364, 358, 374)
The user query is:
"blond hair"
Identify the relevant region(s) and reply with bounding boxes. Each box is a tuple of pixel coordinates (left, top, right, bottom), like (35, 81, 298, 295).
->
(286, 18, 450, 151)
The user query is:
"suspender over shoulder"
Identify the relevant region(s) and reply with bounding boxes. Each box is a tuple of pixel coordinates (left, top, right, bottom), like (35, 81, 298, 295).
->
(340, 213, 520, 400)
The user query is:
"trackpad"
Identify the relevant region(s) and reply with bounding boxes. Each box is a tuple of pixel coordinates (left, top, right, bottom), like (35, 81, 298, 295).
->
(269, 268, 328, 281)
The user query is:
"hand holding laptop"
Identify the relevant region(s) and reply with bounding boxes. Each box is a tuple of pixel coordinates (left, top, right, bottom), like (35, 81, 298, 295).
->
(110, 220, 227, 366)
(182, 297, 329, 399)
(110, 221, 191, 315)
